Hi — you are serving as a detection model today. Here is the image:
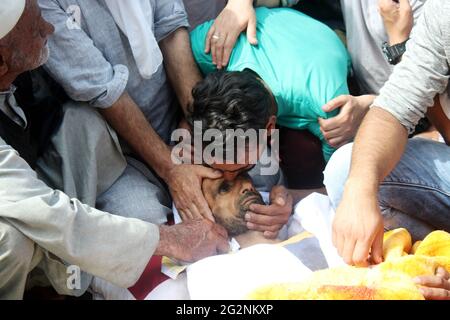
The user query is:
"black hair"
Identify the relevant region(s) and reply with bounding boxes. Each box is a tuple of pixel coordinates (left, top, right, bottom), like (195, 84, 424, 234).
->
(188, 69, 277, 133)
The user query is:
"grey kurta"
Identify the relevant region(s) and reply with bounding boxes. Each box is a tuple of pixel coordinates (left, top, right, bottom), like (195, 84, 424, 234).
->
(0, 132, 159, 297)
(39, 0, 189, 144)
(0, 87, 159, 298)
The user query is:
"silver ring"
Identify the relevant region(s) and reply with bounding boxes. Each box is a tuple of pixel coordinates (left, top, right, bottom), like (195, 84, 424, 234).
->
(212, 34, 220, 41)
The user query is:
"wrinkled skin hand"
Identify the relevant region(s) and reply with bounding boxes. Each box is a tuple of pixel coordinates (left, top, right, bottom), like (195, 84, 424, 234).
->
(205, 0, 258, 69)
(156, 219, 230, 263)
(245, 185, 293, 239)
(379, 0, 413, 45)
(166, 164, 222, 221)
(332, 182, 384, 267)
(415, 267, 450, 300)
(319, 95, 374, 148)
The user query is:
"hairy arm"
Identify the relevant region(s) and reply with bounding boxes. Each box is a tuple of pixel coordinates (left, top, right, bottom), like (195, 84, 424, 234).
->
(100, 92, 173, 178)
(333, 107, 408, 266)
(160, 28, 203, 115)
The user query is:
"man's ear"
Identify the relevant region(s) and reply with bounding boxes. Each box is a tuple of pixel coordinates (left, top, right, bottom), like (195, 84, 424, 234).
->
(265, 115, 277, 137)
(0, 51, 9, 78)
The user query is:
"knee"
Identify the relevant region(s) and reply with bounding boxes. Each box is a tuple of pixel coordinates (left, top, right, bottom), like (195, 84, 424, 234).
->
(323, 143, 353, 209)
(0, 223, 35, 269)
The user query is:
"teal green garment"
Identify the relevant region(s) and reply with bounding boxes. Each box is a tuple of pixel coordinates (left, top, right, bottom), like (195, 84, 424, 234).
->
(190, 7, 350, 161)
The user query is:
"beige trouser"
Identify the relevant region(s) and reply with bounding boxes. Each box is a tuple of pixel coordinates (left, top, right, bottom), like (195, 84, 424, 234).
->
(0, 219, 72, 299)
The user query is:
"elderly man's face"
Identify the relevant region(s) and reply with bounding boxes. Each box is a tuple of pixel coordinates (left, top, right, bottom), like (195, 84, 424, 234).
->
(0, 0, 54, 77)
(202, 173, 264, 237)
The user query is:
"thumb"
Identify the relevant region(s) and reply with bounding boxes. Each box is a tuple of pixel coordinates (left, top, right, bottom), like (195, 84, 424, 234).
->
(274, 196, 286, 206)
(270, 186, 288, 206)
(246, 15, 258, 45)
(371, 229, 384, 264)
(322, 95, 348, 113)
(197, 165, 223, 179)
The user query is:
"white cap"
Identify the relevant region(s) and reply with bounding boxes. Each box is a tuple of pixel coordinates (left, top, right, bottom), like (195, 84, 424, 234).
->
(0, 0, 26, 40)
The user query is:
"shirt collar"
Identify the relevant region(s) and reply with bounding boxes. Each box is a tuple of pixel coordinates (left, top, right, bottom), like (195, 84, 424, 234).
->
(0, 85, 28, 128)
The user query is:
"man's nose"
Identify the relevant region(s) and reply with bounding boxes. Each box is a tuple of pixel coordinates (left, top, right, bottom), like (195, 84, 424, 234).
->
(223, 171, 239, 181)
(240, 180, 256, 195)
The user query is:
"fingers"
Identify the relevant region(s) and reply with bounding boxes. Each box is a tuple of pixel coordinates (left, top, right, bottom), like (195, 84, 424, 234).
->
(352, 239, 371, 267)
(335, 232, 345, 258)
(249, 203, 288, 216)
(322, 95, 349, 113)
(197, 166, 223, 179)
(320, 125, 345, 141)
(414, 267, 450, 300)
(189, 204, 203, 220)
(370, 229, 384, 264)
(193, 191, 215, 221)
(205, 25, 216, 54)
(327, 137, 348, 149)
(418, 286, 450, 300)
(319, 116, 341, 133)
(415, 275, 450, 289)
(214, 34, 228, 70)
(246, 211, 286, 227)
(342, 238, 357, 265)
(178, 208, 194, 221)
(269, 185, 289, 204)
(436, 267, 450, 279)
(246, 14, 258, 45)
(221, 33, 239, 68)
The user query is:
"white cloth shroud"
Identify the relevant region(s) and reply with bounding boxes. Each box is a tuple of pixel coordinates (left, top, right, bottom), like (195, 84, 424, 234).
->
(92, 193, 344, 300)
(186, 193, 345, 300)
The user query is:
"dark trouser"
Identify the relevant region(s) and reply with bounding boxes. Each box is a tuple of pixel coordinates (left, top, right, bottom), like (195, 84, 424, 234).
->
(279, 127, 326, 190)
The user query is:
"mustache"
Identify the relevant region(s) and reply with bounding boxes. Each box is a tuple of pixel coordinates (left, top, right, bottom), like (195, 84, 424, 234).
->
(239, 191, 265, 209)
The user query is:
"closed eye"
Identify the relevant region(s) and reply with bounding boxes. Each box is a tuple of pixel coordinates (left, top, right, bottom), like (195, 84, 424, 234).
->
(218, 181, 232, 194)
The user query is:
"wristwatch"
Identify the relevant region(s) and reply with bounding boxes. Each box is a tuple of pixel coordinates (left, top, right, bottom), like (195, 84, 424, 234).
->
(382, 39, 408, 65)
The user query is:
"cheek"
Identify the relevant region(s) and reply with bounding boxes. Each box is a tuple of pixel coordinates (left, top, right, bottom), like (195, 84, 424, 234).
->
(215, 197, 238, 220)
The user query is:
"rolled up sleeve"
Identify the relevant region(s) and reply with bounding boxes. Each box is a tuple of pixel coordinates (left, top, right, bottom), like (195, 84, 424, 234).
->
(153, 0, 190, 41)
(373, 0, 450, 133)
(39, 0, 129, 108)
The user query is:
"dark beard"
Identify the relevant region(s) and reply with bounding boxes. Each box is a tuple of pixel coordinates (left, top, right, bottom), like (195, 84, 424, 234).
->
(215, 192, 265, 237)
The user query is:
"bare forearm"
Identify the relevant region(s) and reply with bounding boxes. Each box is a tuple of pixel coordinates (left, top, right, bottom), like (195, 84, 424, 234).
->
(100, 92, 173, 178)
(160, 28, 202, 115)
(347, 107, 409, 193)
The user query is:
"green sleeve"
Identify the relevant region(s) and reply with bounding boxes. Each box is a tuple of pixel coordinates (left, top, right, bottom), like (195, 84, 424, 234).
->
(190, 21, 218, 76)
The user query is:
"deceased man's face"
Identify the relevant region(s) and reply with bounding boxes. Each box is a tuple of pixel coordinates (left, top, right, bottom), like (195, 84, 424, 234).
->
(202, 173, 264, 237)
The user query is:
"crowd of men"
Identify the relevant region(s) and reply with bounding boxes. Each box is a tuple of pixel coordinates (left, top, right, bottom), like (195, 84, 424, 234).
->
(0, 0, 449, 300)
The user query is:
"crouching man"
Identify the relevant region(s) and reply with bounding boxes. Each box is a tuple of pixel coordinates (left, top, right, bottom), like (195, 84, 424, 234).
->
(0, 0, 228, 300)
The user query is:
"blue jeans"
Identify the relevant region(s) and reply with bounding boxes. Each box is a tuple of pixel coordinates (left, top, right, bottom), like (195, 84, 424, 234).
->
(324, 138, 450, 240)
